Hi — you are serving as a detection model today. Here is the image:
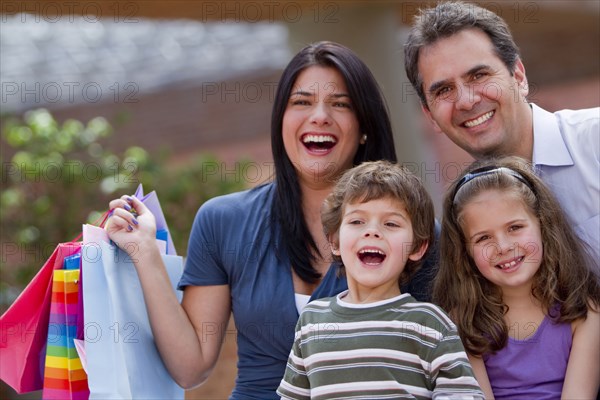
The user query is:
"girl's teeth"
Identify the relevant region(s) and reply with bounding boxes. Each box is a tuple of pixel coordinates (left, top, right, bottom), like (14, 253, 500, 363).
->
(464, 111, 494, 128)
(498, 257, 523, 269)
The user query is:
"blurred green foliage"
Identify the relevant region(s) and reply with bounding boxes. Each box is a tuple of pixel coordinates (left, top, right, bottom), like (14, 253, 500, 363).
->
(0, 109, 252, 306)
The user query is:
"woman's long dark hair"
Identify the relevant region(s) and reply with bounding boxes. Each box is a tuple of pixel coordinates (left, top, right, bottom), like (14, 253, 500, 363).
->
(271, 41, 397, 283)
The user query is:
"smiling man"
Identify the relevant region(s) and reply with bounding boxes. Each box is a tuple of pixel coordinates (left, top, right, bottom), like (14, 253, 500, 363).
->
(404, 1, 599, 267)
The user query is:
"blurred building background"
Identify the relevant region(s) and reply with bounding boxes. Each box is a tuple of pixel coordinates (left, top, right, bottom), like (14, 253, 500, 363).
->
(1, 1, 598, 399)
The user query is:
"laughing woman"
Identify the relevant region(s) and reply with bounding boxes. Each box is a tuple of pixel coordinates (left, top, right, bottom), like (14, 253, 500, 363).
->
(106, 41, 435, 399)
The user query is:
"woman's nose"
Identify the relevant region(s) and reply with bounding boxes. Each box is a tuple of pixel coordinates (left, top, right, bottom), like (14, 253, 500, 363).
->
(309, 103, 332, 126)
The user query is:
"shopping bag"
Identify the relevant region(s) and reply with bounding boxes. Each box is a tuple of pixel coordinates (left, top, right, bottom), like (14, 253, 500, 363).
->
(133, 184, 177, 255)
(42, 252, 89, 400)
(82, 224, 184, 399)
(0, 242, 81, 393)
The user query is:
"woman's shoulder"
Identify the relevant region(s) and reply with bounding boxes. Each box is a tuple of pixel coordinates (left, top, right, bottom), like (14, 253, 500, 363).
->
(198, 182, 275, 217)
(188, 182, 277, 246)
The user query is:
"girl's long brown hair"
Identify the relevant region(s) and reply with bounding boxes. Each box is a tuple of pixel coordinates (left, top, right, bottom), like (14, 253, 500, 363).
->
(433, 156, 600, 356)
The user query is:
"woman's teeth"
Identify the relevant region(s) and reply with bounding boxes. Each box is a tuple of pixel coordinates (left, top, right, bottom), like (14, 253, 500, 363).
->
(302, 135, 336, 144)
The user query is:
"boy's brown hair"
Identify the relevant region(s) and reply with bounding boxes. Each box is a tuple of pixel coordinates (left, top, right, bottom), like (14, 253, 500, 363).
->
(321, 160, 435, 286)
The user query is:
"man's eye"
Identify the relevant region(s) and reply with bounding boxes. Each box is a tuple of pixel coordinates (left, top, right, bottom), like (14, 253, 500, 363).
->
(435, 87, 452, 98)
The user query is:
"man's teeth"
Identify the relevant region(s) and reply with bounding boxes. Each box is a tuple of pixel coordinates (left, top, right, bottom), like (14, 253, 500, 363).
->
(303, 135, 336, 143)
(464, 111, 494, 128)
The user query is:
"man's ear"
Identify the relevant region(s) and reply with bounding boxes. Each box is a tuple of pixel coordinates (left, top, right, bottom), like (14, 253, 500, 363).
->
(408, 241, 429, 262)
(513, 58, 529, 97)
(420, 103, 443, 134)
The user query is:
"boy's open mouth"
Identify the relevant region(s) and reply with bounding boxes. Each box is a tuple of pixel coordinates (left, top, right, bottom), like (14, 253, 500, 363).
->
(358, 249, 386, 265)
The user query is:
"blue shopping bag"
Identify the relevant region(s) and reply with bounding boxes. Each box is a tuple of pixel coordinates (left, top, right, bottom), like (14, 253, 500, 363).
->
(81, 224, 184, 399)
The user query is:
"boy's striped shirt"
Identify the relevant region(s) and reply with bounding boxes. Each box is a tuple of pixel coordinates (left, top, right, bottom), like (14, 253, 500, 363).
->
(277, 292, 483, 400)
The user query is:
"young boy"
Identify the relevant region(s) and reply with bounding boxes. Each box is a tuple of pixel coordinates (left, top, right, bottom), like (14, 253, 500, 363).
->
(277, 161, 483, 399)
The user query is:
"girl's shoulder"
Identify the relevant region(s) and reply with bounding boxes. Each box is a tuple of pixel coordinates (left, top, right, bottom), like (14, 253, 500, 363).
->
(571, 305, 600, 336)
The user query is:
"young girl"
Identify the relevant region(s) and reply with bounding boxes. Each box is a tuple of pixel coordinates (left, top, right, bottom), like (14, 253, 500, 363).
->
(434, 156, 600, 399)
(277, 160, 483, 399)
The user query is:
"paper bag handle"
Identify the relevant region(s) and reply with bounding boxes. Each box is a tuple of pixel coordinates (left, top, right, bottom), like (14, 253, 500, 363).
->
(71, 210, 111, 242)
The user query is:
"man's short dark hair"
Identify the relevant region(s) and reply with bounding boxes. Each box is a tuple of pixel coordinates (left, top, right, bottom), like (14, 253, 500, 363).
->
(404, 1, 521, 107)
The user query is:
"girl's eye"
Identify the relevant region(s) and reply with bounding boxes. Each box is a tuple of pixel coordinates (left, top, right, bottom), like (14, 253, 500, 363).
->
(508, 224, 523, 232)
(385, 222, 400, 228)
(475, 235, 490, 244)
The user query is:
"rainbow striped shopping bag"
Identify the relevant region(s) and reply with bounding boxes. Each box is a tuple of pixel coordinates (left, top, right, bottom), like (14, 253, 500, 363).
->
(42, 252, 89, 400)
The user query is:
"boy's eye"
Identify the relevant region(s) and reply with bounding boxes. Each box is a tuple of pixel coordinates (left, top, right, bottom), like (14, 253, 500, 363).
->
(384, 222, 400, 228)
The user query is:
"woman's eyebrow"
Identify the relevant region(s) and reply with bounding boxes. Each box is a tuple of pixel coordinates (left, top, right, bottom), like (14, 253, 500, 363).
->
(290, 91, 350, 97)
(289, 90, 312, 97)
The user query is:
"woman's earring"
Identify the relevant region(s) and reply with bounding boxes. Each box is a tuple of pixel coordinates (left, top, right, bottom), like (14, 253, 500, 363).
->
(360, 134, 367, 144)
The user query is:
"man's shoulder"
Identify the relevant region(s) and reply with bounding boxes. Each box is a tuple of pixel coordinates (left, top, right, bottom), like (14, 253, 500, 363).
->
(553, 107, 599, 155)
(553, 106, 600, 131)
(532, 103, 599, 156)
(533, 103, 598, 122)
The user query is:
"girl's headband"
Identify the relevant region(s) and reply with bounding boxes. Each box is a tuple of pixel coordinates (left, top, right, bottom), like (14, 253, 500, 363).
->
(452, 166, 535, 201)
